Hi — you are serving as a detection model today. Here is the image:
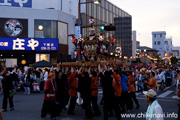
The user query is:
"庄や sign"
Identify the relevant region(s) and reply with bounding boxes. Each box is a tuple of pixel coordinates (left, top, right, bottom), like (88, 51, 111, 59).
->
(0, 37, 59, 51)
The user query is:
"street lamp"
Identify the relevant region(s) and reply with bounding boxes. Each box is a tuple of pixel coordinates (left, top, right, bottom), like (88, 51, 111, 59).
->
(94, 0, 101, 4)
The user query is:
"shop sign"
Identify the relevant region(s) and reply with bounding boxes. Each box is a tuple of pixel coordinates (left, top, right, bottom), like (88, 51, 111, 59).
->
(0, 18, 28, 38)
(0, 0, 32, 8)
(0, 37, 59, 51)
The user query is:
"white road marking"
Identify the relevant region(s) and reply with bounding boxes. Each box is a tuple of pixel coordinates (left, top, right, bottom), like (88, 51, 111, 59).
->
(158, 90, 173, 98)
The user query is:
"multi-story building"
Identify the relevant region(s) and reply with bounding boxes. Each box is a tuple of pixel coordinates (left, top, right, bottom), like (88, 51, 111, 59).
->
(81, 0, 132, 57)
(152, 31, 173, 58)
(0, 0, 76, 67)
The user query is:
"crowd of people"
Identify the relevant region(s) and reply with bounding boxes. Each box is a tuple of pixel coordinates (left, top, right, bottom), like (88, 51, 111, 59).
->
(0, 64, 179, 120)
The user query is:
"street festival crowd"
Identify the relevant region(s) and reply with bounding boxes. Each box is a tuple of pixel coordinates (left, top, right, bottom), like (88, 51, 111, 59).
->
(0, 63, 180, 120)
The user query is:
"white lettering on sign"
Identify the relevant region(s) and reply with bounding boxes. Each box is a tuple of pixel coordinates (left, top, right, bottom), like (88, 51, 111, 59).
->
(0, 0, 28, 7)
(14, 0, 28, 7)
(0, 0, 12, 6)
(3, 42, 8, 46)
(13, 38, 25, 50)
(47, 43, 50, 46)
(27, 39, 39, 50)
(41, 47, 47, 50)
(0, 42, 8, 46)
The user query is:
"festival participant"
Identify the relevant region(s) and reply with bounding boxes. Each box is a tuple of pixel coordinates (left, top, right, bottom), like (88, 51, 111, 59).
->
(1, 70, 14, 112)
(41, 72, 57, 120)
(55, 69, 66, 116)
(90, 68, 101, 116)
(165, 69, 172, 87)
(143, 72, 149, 91)
(98, 64, 121, 120)
(137, 71, 143, 93)
(78, 67, 94, 119)
(128, 71, 140, 109)
(121, 71, 131, 112)
(145, 72, 157, 91)
(67, 67, 78, 115)
(112, 69, 123, 113)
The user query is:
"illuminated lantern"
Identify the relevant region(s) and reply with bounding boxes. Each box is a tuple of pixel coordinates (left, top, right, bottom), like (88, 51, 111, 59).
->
(89, 17, 95, 25)
(74, 52, 78, 56)
(72, 36, 77, 44)
(110, 37, 116, 44)
(21, 60, 26, 65)
(99, 35, 104, 42)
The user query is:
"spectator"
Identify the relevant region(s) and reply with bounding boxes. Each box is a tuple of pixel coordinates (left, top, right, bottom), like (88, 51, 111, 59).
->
(144, 89, 164, 120)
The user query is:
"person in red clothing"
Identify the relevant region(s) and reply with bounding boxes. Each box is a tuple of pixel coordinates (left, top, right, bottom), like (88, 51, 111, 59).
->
(67, 67, 78, 115)
(128, 72, 140, 109)
(90, 70, 101, 116)
(41, 72, 57, 120)
(145, 72, 157, 91)
(112, 69, 124, 113)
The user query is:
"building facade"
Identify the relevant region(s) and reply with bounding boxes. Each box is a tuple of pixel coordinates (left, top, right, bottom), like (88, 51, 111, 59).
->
(137, 46, 158, 63)
(152, 31, 173, 58)
(0, 0, 76, 67)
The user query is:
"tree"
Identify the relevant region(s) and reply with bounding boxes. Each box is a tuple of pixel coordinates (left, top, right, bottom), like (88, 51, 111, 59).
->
(170, 57, 178, 65)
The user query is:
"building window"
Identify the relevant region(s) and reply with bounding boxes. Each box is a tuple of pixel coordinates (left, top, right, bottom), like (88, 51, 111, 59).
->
(157, 41, 160, 45)
(35, 20, 57, 38)
(154, 42, 156, 45)
(160, 34, 162, 37)
(58, 22, 68, 45)
(154, 34, 156, 38)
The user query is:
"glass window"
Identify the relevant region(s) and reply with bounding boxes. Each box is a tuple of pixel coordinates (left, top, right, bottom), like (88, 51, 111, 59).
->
(119, 10, 122, 17)
(157, 41, 160, 45)
(97, 6, 100, 20)
(154, 42, 156, 45)
(160, 34, 162, 37)
(116, 7, 119, 15)
(106, 11, 109, 23)
(58, 22, 68, 45)
(88, 3, 91, 16)
(105, 1, 108, 10)
(94, 4, 97, 18)
(109, 12, 112, 23)
(35, 20, 57, 38)
(100, 0, 104, 7)
(109, 3, 112, 12)
(102, 8, 105, 21)
(113, 6, 116, 13)
(154, 34, 156, 38)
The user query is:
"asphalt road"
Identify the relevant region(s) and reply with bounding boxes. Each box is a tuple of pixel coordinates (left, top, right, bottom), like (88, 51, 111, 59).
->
(0, 85, 178, 120)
